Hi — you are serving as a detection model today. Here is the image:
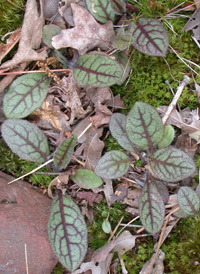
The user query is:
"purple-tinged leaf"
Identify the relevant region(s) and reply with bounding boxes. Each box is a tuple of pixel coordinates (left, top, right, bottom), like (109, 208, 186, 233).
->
(153, 180, 169, 204)
(70, 169, 103, 189)
(178, 186, 200, 215)
(126, 102, 163, 151)
(111, 0, 126, 15)
(3, 73, 51, 118)
(54, 134, 77, 171)
(139, 180, 165, 234)
(196, 184, 200, 198)
(48, 192, 87, 272)
(112, 28, 131, 50)
(1, 119, 49, 163)
(86, 0, 116, 23)
(109, 113, 136, 152)
(149, 147, 196, 182)
(73, 53, 123, 87)
(131, 17, 169, 57)
(95, 150, 130, 179)
(112, 52, 131, 85)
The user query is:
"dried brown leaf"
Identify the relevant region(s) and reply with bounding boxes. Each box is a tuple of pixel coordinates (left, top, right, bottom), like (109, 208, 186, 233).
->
(32, 95, 69, 131)
(158, 106, 200, 134)
(76, 191, 103, 206)
(0, 28, 21, 64)
(84, 134, 104, 171)
(139, 249, 165, 274)
(52, 3, 115, 55)
(1, 0, 47, 69)
(184, 8, 200, 40)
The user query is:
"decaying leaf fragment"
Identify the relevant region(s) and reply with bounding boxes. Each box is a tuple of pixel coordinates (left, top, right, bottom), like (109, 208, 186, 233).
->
(1, 0, 47, 69)
(184, 8, 200, 40)
(52, 3, 115, 55)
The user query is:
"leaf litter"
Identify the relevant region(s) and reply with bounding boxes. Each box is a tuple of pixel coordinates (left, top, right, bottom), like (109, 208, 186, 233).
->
(1, 0, 200, 273)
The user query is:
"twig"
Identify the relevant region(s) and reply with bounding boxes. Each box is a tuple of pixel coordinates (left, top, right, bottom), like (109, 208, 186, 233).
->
(8, 159, 54, 184)
(25, 243, 29, 274)
(169, 45, 200, 76)
(119, 223, 142, 228)
(108, 216, 124, 242)
(162, 74, 190, 125)
(0, 68, 71, 76)
(116, 216, 140, 238)
(145, 206, 179, 274)
(6, 0, 25, 11)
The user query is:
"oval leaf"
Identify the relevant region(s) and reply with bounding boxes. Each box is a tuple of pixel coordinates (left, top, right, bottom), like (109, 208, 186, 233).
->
(158, 125, 174, 149)
(54, 134, 77, 170)
(139, 180, 165, 234)
(95, 150, 130, 179)
(131, 17, 169, 57)
(173, 208, 191, 218)
(111, 0, 126, 15)
(153, 180, 169, 204)
(1, 119, 49, 163)
(48, 192, 88, 272)
(196, 184, 200, 198)
(42, 24, 61, 48)
(112, 52, 131, 85)
(70, 169, 103, 189)
(112, 29, 131, 51)
(149, 147, 196, 182)
(102, 219, 111, 234)
(109, 113, 136, 152)
(178, 186, 200, 215)
(126, 102, 163, 151)
(73, 53, 123, 87)
(86, 0, 116, 23)
(3, 73, 51, 118)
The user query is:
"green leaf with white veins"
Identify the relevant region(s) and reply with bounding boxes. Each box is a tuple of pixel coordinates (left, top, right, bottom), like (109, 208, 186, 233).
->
(149, 147, 196, 182)
(73, 53, 123, 87)
(1, 119, 49, 163)
(3, 73, 51, 118)
(139, 180, 165, 234)
(109, 113, 136, 152)
(86, 0, 116, 23)
(112, 52, 131, 85)
(178, 186, 200, 215)
(48, 192, 88, 272)
(95, 150, 130, 179)
(130, 17, 169, 57)
(126, 102, 163, 151)
(70, 169, 103, 189)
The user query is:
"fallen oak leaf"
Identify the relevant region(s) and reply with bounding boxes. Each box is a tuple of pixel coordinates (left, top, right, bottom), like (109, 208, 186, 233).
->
(52, 3, 115, 55)
(1, 0, 47, 69)
(76, 191, 103, 206)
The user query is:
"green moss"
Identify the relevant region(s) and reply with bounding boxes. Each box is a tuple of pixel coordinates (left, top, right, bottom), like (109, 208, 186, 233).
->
(162, 215, 200, 273)
(0, 0, 25, 38)
(51, 263, 65, 274)
(119, 240, 154, 273)
(88, 199, 128, 250)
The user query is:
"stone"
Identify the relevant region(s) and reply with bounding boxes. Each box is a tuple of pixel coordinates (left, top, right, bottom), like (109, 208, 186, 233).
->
(0, 171, 58, 274)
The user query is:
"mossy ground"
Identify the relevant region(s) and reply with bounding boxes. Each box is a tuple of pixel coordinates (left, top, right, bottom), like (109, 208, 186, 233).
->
(1, 0, 200, 273)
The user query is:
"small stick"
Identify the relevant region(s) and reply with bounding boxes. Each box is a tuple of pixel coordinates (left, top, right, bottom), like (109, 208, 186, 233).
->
(8, 159, 54, 184)
(162, 74, 190, 125)
(116, 216, 140, 238)
(25, 243, 29, 274)
(108, 216, 124, 242)
(0, 68, 71, 76)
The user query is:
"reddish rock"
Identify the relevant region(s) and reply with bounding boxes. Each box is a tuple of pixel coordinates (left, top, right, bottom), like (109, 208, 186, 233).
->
(0, 171, 58, 274)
